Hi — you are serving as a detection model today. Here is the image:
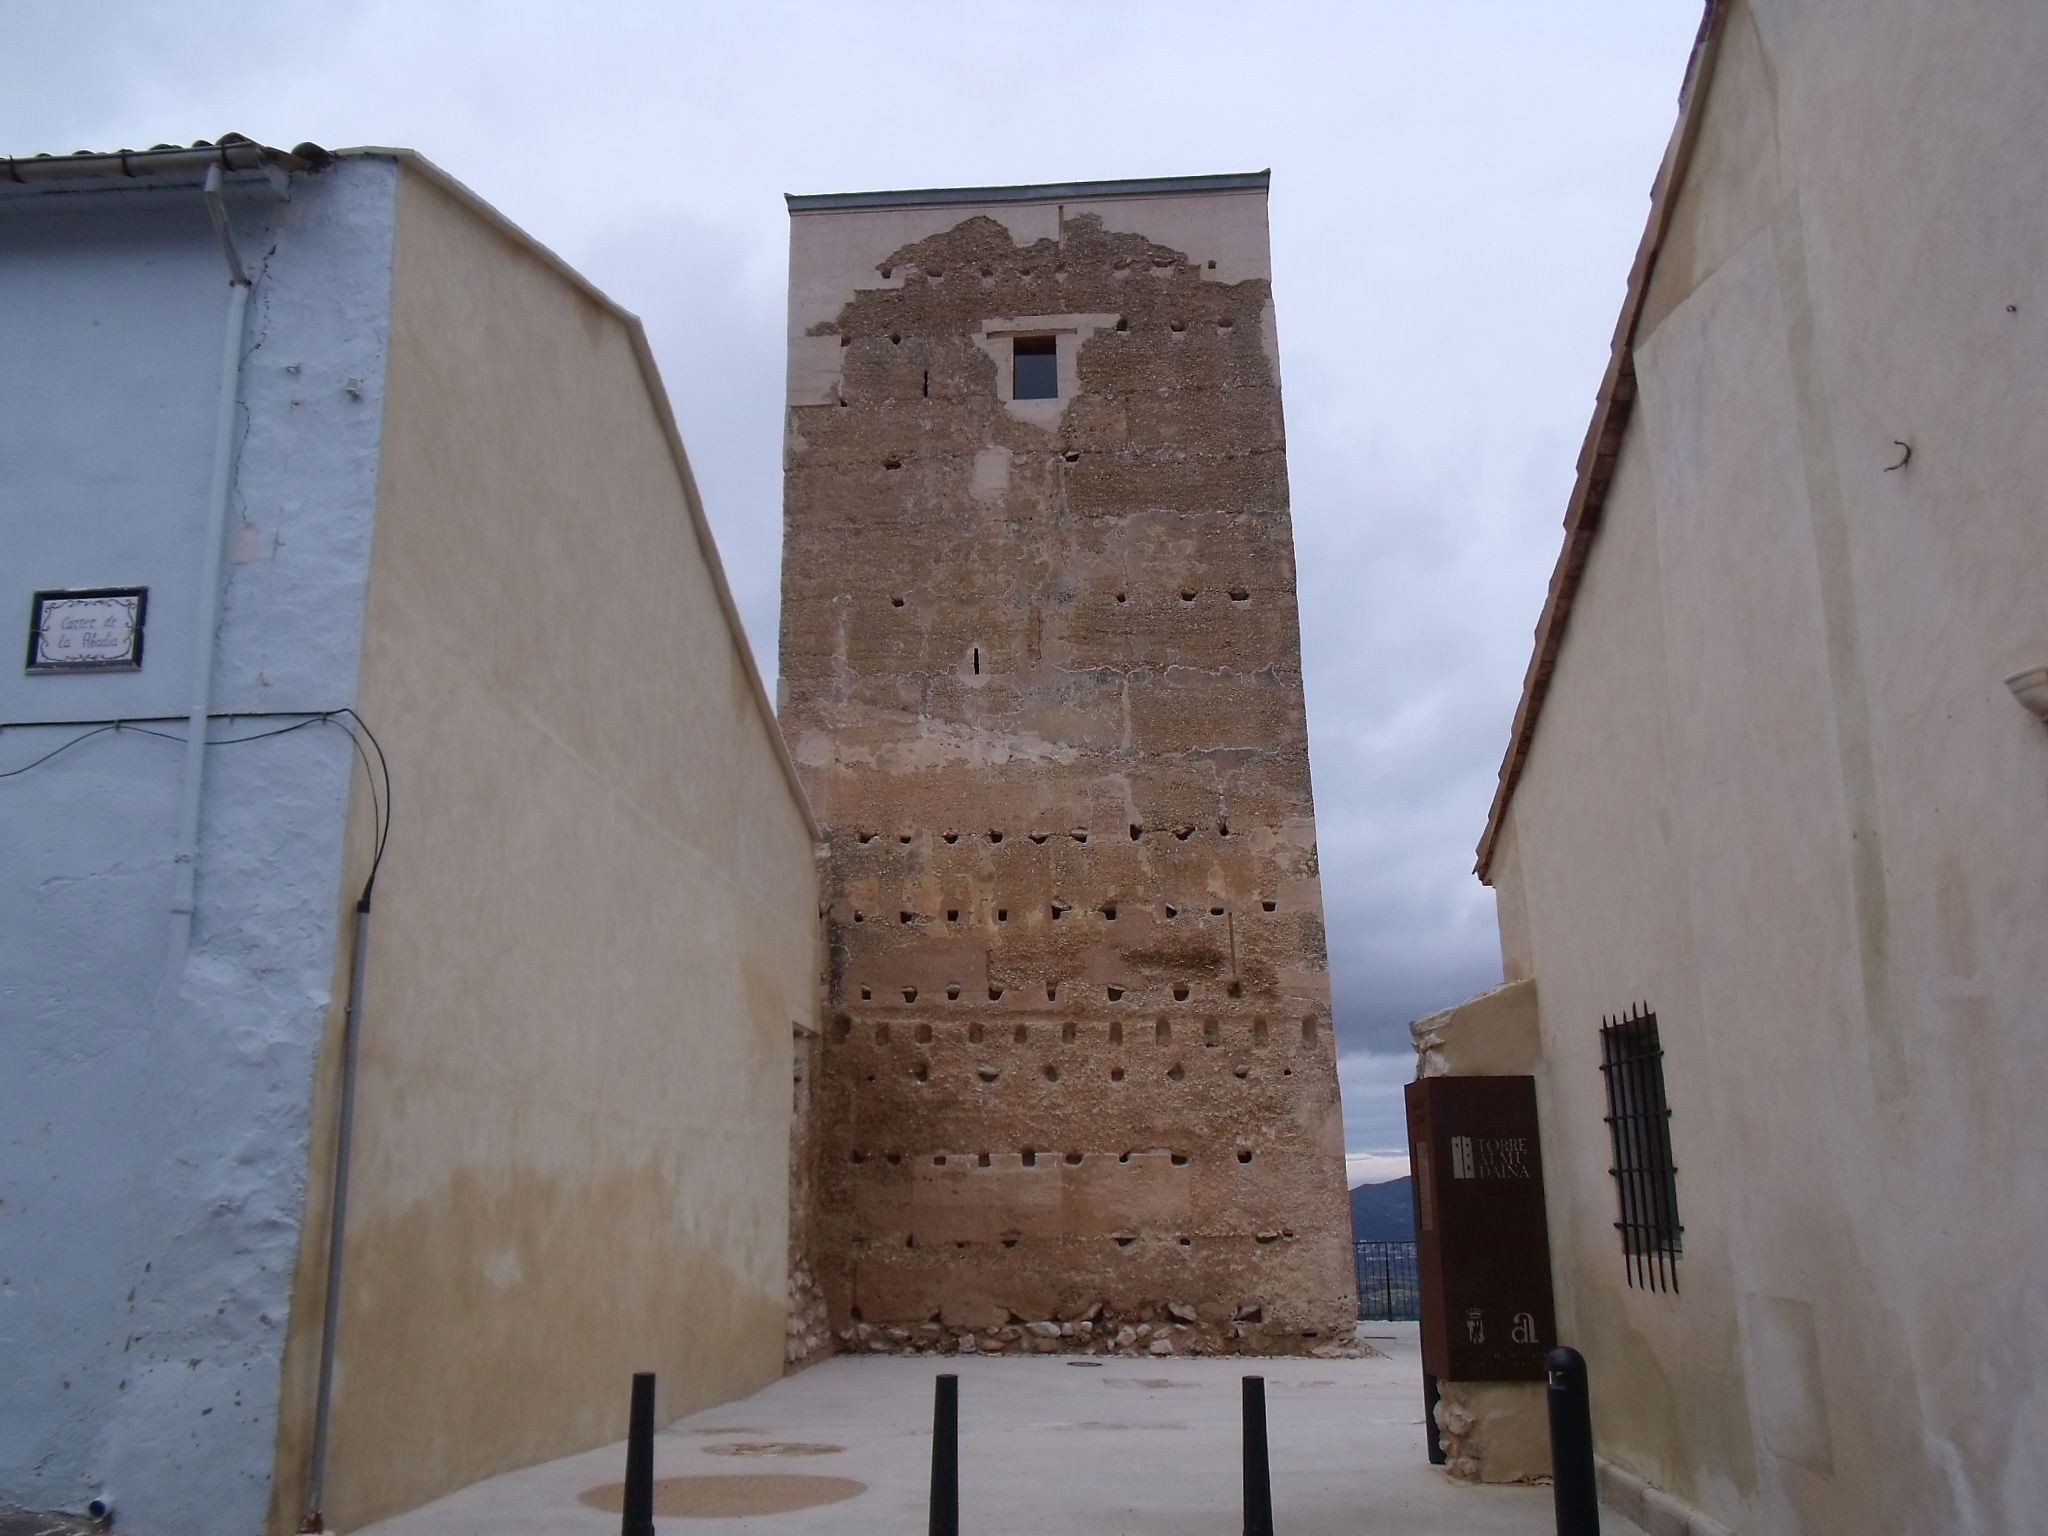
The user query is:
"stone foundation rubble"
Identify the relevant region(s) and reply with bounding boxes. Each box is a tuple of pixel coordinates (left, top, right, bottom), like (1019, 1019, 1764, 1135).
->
(837, 1306, 1377, 1360)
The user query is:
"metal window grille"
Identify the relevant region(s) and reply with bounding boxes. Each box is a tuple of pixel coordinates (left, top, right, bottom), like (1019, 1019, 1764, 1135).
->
(1599, 1004, 1682, 1292)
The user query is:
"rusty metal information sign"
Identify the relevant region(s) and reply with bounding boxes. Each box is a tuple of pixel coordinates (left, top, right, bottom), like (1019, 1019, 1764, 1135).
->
(1405, 1075, 1558, 1381)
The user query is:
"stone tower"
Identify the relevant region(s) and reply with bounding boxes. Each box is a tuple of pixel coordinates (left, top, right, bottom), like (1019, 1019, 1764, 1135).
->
(779, 172, 1354, 1357)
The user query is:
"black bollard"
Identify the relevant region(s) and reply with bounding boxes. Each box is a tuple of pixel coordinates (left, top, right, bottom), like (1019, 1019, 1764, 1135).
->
(1546, 1347, 1600, 1536)
(930, 1372, 960, 1536)
(621, 1371, 656, 1536)
(1242, 1374, 1274, 1536)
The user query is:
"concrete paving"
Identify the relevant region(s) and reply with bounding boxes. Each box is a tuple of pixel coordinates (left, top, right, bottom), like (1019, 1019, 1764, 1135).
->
(357, 1324, 1644, 1535)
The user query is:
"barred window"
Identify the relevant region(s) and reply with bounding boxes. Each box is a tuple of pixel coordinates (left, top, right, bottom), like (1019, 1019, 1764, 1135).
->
(1600, 1004, 1682, 1292)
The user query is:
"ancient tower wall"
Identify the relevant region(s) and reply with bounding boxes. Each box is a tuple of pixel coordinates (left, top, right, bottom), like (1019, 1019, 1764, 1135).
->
(779, 174, 1355, 1357)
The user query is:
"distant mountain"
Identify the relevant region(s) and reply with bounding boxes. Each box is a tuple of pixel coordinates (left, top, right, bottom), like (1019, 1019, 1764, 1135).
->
(1348, 1176, 1415, 1242)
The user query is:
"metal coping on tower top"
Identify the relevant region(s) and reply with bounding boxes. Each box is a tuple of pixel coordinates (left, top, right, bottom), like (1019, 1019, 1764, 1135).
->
(786, 170, 1269, 214)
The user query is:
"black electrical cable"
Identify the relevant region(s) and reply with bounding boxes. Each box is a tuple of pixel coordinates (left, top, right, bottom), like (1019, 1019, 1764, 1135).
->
(332, 707, 392, 892)
(0, 722, 125, 778)
(0, 708, 393, 896)
(121, 716, 327, 747)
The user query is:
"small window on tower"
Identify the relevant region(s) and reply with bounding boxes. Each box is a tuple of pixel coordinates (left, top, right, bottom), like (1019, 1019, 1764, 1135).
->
(1012, 335, 1058, 400)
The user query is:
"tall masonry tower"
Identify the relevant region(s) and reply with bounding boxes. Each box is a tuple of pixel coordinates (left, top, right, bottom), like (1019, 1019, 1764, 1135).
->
(779, 172, 1355, 1358)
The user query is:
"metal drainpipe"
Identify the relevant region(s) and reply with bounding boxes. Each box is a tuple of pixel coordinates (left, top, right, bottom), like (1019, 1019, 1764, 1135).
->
(302, 890, 370, 1533)
(167, 163, 253, 961)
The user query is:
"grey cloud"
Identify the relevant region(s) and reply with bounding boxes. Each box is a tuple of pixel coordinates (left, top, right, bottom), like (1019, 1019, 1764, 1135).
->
(9, 0, 1708, 1155)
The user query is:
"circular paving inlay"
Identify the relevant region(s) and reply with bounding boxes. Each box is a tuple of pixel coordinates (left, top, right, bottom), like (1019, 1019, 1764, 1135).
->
(702, 1441, 845, 1457)
(579, 1475, 867, 1518)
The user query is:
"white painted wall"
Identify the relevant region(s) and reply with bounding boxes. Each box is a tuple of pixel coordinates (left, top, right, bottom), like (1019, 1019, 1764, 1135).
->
(1488, 3, 2048, 1532)
(0, 159, 396, 1532)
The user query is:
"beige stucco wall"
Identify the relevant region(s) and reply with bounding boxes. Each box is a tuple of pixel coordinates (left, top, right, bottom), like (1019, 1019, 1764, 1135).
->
(270, 161, 820, 1532)
(1490, 3, 2048, 1532)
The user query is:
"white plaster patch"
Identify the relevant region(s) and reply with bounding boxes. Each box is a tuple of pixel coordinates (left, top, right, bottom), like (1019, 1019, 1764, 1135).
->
(787, 334, 845, 408)
(793, 728, 838, 769)
(229, 520, 267, 566)
(1259, 298, 1282, 377)
(785, 202, 1059, 343)
(1084, 191, 1272, 284)
(970, 446, 1012, 502)
(829, 714, 1083, 772)
(483, 1249, 525, 1290)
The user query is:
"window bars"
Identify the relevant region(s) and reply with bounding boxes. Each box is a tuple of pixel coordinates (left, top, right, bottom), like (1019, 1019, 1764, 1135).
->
(1600, 1004, 1682, 1292)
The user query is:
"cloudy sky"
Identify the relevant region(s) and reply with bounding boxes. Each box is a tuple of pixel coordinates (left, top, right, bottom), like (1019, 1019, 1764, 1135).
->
(14, 0, 1704, 1181)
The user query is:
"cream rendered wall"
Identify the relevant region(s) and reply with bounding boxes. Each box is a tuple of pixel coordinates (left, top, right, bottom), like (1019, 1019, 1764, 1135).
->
(1493, 3, 2048, 1532)
(272, 162, 820, 1532)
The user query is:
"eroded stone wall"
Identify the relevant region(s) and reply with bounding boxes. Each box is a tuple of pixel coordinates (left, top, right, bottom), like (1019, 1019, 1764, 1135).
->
(780, 189, 1355, 1357)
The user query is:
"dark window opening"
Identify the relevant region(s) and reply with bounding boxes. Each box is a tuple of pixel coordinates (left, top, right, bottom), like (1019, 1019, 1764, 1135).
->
(1012, 335, 1058, 400)
(1600, 1005, 1683, 1292)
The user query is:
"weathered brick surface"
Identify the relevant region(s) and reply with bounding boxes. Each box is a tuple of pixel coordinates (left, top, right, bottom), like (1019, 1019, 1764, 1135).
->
(781, 194, 1354, 1356)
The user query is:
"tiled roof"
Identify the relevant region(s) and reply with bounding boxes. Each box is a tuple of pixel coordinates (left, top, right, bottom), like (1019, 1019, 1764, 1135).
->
(1, 133, 330, 185)
(1473, 1, 1726, 881)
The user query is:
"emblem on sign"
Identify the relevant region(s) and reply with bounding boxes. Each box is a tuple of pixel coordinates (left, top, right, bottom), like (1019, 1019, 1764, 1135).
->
(25, 587, 148, 674)
(1465, 1308, 1486, 1344)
